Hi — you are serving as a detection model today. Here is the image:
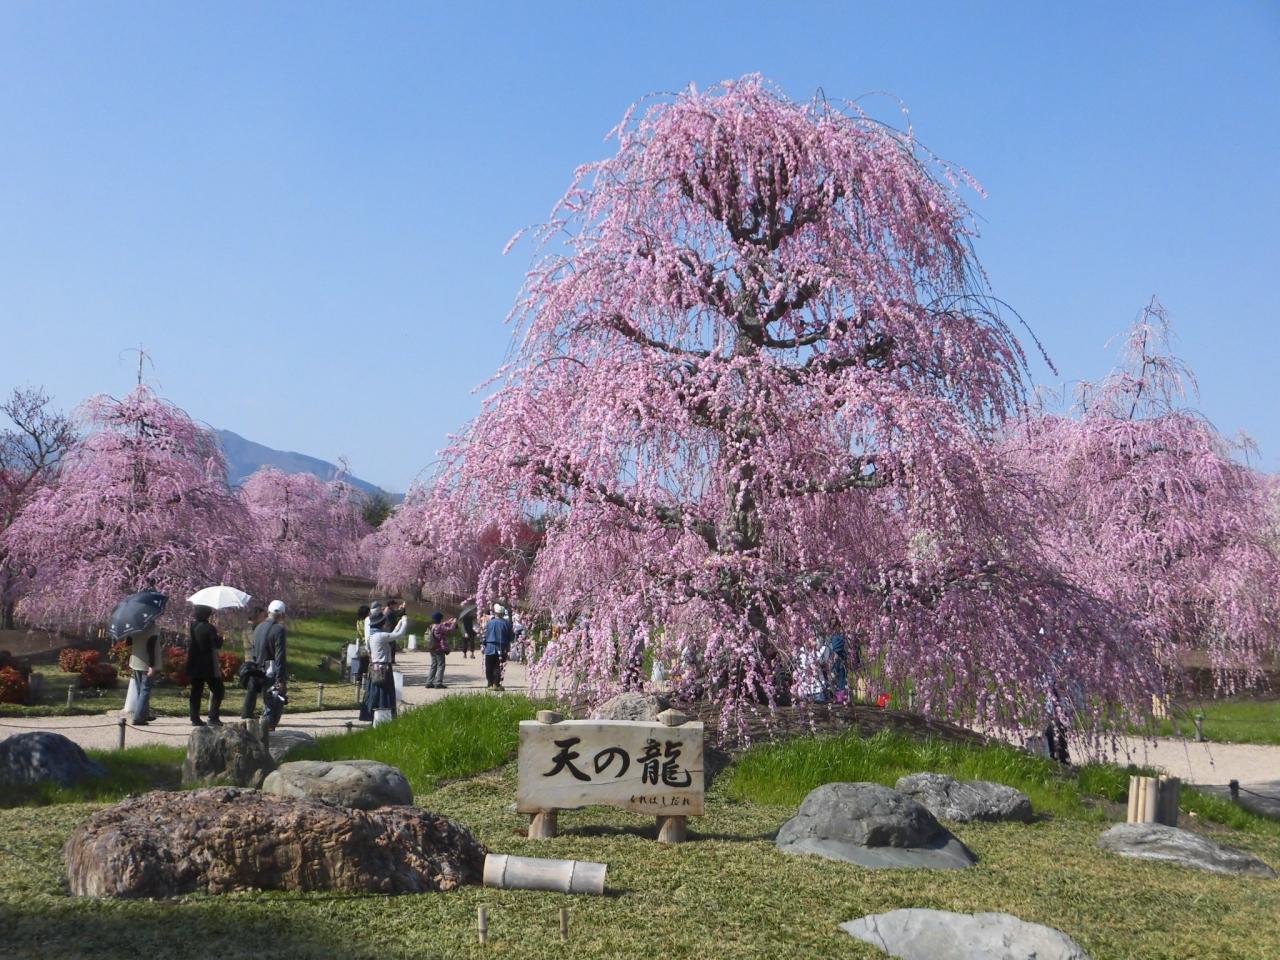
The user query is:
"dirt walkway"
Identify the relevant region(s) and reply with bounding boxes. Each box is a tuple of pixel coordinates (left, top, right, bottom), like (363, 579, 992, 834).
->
(4, 650, 1278, 794)
(0, 645, 530, 752)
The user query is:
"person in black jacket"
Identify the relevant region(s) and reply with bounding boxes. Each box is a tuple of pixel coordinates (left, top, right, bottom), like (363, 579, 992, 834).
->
(187, 604, 224, 726)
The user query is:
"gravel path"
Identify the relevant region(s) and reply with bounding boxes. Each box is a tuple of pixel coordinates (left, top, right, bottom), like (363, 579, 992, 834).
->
(4, 650, 1277, 794)
(0, 646, 530, 752)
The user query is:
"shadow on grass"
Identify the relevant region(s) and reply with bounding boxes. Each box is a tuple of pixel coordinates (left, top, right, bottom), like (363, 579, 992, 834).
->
(0, 900, 393, 960)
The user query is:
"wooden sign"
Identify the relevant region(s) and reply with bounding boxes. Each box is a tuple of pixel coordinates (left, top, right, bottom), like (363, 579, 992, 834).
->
(517, 716, 705, 817)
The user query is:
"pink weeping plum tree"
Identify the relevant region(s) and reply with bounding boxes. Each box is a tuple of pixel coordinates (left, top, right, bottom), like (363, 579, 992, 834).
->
(7, 386, 271, 630)
(0, 387, 76, 629)
(414, 76, 1162, 733)
(1011, 300, 1280, 694)
(239, 466, 372, 595)
(374, 491, 541, 602)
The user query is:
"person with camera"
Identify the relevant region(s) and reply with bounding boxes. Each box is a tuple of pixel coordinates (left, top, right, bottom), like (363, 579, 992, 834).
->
(241, 599, 288, 729)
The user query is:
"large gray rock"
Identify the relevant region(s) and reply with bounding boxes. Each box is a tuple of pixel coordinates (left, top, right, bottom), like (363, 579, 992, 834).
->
(1098, 823, 1276, 878)
(262, 759, 412, 810)
(64, 787, 485, 897)
(895, 772, 1034, 823)
(776, 782, 976, 870)
(841, 909, 1092, 960)
(181, 723, 275, 788)
(0, 731, 106, 787)
(590, 691, 670, 722)
(265, 729, 315, 763)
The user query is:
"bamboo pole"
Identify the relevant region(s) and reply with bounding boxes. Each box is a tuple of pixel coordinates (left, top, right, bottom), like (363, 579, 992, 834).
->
(477, 906, 488, 945)
(559, 907, 569, 941)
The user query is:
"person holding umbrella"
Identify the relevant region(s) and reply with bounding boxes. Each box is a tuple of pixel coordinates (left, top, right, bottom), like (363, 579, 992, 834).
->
(108, 591, 168, 728)
(187, 605, 224, 726)
(127, 623, 162, 726)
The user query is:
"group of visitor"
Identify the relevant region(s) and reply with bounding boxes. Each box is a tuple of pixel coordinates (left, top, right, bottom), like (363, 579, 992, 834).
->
(128, 599, 290, 731)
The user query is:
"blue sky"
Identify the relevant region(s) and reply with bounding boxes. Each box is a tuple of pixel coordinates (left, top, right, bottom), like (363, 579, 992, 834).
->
(1, 2, 1276, 490)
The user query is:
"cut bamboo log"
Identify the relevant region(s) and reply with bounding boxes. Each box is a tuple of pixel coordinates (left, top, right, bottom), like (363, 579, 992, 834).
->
(1127, 775, 1180, 826)
(483, 853, 607, 895)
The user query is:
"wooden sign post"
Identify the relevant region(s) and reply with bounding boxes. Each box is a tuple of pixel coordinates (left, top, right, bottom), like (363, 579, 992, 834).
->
(517, 708, 704, 844)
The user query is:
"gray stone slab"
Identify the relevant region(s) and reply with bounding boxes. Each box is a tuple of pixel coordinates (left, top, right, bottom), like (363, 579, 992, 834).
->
(1098, 822, 1276, 877)
(841, 908, 1092, 960)
(895, 772, 1033, 823)
(776, 782, 976, 870)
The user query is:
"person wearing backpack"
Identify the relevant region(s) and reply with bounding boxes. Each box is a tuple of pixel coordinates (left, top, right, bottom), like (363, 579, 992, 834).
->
(241, 599, 288, 729)
(426, 611, 452, 689)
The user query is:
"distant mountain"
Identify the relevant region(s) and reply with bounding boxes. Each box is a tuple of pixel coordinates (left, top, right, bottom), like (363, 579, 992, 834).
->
(215, 429, 397, 501)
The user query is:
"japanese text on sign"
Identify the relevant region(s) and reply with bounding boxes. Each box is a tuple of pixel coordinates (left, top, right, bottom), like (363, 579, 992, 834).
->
(516, 719, 705, 816)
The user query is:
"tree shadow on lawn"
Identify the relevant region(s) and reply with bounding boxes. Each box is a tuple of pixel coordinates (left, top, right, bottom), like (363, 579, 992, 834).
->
(0, 899, 393, 960)
(562, 822, 776, 843)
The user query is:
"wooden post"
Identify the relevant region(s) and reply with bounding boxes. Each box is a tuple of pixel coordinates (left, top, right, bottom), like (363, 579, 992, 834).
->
(1194, 713, 1205, 742)
(528, 710, 563, 839)
(117, 717, 126, 750)
(528, 810, 559, 839)
(317, 683, 325, 709)
(656, 708, 689, 844)
(559, 907, 568, 942)
(477, 906, 488, 945)
(67, 684, 76, 708)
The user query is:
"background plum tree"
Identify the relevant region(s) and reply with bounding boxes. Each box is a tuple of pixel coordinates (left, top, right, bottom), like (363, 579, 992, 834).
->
(0, 387, 75, 629)
(1011, 299, 1280, 693)
(7, 386, 270, 630)
(240, 466, 371, 597)
(413, 76, 1159, 733)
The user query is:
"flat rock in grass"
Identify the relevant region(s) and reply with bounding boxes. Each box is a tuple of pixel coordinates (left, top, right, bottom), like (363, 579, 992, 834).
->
(64, 787, 486, 897)
(589, 692, 670, 722)
(265, 729, 315, 763)
(895, 772, 1034, 823)
(776, 782, 976, 870)
(841, 909, 1092, 960)
(0, 731, 106, 788)
(262, 759, 412, 810)
(182, 722, 276, 788)
(1098, 823, 1276, 878)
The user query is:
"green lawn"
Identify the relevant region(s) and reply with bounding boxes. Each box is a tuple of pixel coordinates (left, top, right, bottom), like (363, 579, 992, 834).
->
(1154, 698, 1280, 746)
(1, 699, 1278, 959)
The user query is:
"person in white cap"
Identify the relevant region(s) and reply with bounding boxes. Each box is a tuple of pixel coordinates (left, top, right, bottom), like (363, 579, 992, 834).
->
(242, 599, 288, 728)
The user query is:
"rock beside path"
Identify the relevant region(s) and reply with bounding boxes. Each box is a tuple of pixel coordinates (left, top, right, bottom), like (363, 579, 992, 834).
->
(64, 787, 486, 897)
(776, 782, 976, 870)
(263, 759, 412, 810)
(0, 731, 106, 788)
(841, 909, 1092, 960)
(181, 723, 275, 788)
(265, 729, 315, 763)
(895, 772, 1034, 823)
(1098, 823, 1276, 878)
(590, 692, 670, 722)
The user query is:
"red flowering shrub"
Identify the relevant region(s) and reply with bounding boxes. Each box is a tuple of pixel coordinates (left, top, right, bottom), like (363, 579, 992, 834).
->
(163, 645, 189, 687)
(58, 647, 94, 673)
(875, 693, 892, 709)
(108, 640, 132, 675)
(218, 651, 243, 682)
(0, 650, 31, 680)
(0, 666, 30, 704)
(78, 660, 119, 690)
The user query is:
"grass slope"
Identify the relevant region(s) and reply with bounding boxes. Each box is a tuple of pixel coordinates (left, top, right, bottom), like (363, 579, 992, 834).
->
(1, 700, 1278, 959)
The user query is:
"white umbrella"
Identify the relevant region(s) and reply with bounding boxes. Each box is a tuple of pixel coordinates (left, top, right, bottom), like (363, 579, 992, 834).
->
(187, 585, 252, 609)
